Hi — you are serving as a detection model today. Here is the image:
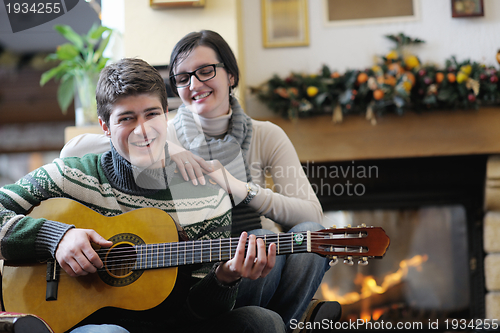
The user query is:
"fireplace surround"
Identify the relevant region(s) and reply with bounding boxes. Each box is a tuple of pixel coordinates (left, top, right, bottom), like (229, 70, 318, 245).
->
(264, 108, 500, 329)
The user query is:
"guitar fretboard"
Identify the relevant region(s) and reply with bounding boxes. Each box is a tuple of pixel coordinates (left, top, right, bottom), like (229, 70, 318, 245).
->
(133, 232, 310, 270)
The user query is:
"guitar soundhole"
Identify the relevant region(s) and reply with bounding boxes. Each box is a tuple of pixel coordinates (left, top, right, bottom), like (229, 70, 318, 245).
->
(98, 233, 144, 287)
(104, 243, 136, 278)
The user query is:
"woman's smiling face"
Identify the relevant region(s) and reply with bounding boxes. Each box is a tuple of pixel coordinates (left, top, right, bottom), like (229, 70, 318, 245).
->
(174, 46, 233, 118)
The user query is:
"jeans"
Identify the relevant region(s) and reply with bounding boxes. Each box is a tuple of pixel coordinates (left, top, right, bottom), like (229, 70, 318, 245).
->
(69, 306, 285, 333)
(234, 222, 331, 333)
(70, 325, 130, 333)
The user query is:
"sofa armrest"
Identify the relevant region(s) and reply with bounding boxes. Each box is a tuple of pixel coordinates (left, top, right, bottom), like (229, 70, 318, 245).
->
(0, 312, 54, 333)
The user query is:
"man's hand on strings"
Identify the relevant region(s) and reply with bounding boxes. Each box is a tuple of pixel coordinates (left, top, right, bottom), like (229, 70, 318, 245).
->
(55, 228, 113, 277)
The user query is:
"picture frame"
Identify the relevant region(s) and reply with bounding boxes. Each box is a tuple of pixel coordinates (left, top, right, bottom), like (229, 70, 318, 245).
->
(261, 0, 309, 48)
(451, 0, 484, 18)
(323, 0, 420, 27)
(150, 0, 205, 8)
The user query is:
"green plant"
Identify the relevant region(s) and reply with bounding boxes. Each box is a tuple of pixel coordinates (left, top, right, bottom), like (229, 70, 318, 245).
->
(40, 23, 112, 114)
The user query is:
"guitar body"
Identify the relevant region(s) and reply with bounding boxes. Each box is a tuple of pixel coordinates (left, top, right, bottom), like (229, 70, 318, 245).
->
(2, 198, 391, 332)
(3, 198, 179, 333)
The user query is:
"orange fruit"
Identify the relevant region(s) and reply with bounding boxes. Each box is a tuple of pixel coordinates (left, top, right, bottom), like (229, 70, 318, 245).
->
(331, 71, 340, 78)
(357, 72, 369, 84)
(388, 63, 403, 75)
(384, 75, 397, 86)
(435, 72, 444, 84)
(404, 72, 416, 85)
(447, 73, 456, 83)
(289, 87, 299, 96)
(373, 89, 384, 100)
(275, 87, 288, 98)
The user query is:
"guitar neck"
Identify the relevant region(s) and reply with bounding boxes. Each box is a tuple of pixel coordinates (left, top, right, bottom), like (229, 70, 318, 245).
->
(133, 232, 310, 270)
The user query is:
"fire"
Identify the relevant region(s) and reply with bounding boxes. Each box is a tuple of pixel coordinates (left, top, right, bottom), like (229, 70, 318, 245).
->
(321, 254, 429, 305)
(372, 309, 385, 321)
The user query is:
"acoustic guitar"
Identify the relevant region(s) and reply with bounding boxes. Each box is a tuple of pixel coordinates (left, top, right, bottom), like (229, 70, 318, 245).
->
(2, 198, 390, 332)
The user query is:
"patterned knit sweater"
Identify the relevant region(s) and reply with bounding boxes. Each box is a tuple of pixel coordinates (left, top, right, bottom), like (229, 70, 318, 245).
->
(0, 147, 237, 331)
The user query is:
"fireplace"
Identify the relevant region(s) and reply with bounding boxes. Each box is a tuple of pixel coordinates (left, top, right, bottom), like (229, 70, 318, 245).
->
(307, 155, 487, 331)
(262, 108, 500, 329)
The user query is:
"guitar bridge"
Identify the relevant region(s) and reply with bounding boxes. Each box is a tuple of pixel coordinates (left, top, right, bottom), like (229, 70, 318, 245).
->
(45, 259, 59, 301)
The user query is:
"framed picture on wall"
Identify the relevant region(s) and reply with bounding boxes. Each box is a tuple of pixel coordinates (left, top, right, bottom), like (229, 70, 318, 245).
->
(150, 0, 205, 8)
(324, 0, 420, 27)
(261, 0, 309, 48)
(451, 0, 484, 17)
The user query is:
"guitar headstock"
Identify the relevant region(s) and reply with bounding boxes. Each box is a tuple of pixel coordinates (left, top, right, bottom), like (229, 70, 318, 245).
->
(310, 225, 390, 266)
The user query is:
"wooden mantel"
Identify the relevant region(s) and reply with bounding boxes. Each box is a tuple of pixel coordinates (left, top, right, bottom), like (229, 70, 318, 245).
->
(260, 107, 500, 163)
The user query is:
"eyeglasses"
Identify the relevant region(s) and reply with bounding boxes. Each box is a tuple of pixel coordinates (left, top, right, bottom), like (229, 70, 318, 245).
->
(170, 63, 225, 88)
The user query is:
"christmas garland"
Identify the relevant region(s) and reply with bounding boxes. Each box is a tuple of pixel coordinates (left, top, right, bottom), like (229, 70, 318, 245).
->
(251, 33, 500, 124)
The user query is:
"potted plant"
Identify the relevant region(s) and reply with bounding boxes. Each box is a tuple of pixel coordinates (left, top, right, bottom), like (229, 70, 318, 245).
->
(40, 23, 113, 126)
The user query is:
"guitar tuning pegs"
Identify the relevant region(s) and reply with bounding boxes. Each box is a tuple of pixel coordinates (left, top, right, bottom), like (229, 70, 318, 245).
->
(358, 257, 369, 266)
(330, 225, 337, 229)
(357, 223, 367, 228)
(346, 224, 352, 228)
(329, 256, 338, 266)
(343, 256, 354, 266)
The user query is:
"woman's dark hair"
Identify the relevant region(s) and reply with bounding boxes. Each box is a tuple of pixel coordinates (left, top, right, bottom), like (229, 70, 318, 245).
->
(168, 30, 239, 96)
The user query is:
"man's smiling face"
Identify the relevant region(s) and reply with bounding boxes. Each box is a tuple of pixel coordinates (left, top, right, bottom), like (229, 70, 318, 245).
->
(99, 93, 168, 169)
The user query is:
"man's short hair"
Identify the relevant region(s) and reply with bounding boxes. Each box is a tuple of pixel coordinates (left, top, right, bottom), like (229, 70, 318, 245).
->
(96, 58, 168, 126)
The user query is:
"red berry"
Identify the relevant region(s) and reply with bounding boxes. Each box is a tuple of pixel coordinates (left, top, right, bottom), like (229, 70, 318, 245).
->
(468, 94, 476, 102)
(491, 75, 499, 83)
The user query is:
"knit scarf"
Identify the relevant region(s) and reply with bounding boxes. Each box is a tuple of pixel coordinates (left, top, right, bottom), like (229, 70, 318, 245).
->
(172, 96, 253, 185)
(172, 96, 262, 235)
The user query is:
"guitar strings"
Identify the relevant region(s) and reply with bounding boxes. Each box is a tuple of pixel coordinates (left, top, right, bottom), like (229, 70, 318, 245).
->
(90, 232, 364, 259)
(85, 233, 367, 271)
(47, 233, 370, 279)
(37, 229, 377, 281)
(90, 231, 362, 257)
(90, 232, 330, 260)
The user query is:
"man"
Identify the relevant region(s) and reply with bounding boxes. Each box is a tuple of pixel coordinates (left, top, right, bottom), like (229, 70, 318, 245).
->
(0, 58, 282, 333)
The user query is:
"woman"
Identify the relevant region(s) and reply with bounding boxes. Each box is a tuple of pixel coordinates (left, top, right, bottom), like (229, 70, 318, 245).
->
(61, 31, 338, 332)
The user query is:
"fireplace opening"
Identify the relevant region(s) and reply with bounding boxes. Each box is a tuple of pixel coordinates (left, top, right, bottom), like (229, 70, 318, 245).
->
(306, 155, 488, 331)
(316, 206, 470, 330)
